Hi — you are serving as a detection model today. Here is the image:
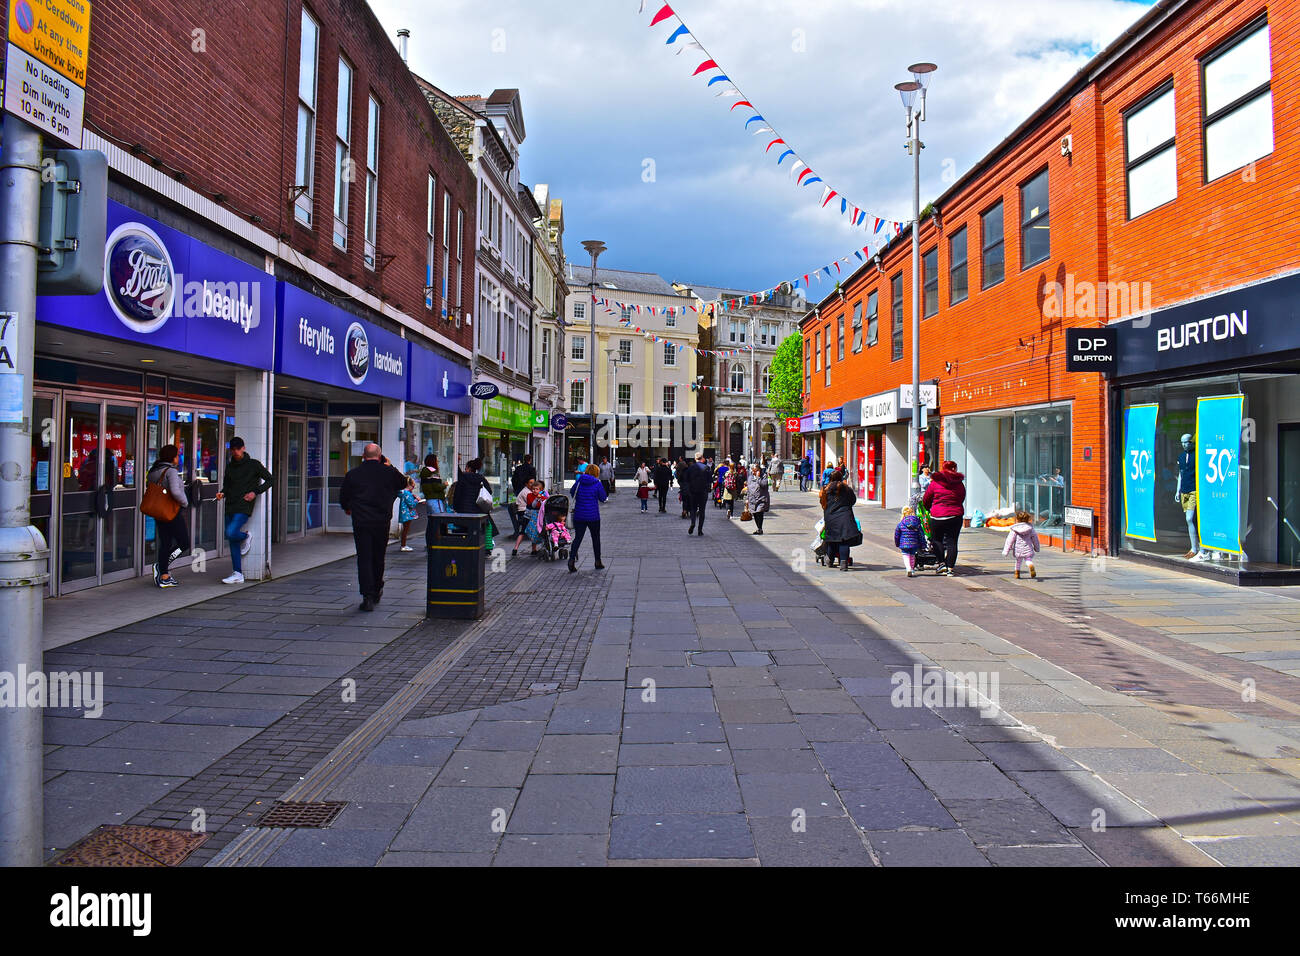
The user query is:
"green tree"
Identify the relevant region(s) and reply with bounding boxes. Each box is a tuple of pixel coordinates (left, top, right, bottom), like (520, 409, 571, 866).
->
(766, 332, 804, 420)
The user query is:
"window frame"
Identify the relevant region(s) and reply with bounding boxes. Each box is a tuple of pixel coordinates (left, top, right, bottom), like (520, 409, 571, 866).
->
(823, 325, 831, 386)
(332, 55, 352, 249)
(890, 274, 904, 361)
(617, 382, 632, 414)
(294, 8, 320, 227)
(981, 201, 1005, 290)
(663, 385, 676, 415)
(865, 291, 879, 348)
(922, 246, 939, 317)
(424, 174, 435, 311)
(571, 335, 586, 362)
(1123, 81, 1177, 219)
(1019, 168, 1050, 269)
(837, 314, 845, 361)
(948, 227, 968, 305)
(663, 340, 677, 367)
(570, 380, 585, 414)
(573, 301, 586, 320)
(363, 94, 380, 269)
(618, 339, 633, 365)
(850, 301, 863, 353)
(1200, 16, 1273, 184)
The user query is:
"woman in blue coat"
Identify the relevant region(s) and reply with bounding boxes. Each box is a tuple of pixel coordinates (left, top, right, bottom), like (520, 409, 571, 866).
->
(569, 463, 608, 572)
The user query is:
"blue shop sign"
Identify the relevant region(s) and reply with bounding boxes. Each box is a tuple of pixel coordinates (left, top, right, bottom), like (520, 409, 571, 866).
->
(817, 408, 843, 429)
(37, 200, 275, 369)
(275, 282, 409, 400)
(408, 341, 471, 415)
(798, 414, 817, 434)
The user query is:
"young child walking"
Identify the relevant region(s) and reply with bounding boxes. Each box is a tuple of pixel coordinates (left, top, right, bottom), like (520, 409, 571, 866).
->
(1003, 510, 1041, 578)
(398, 476, 424, 552)
(894, 506, 926, 577)
(637, 479, 650, 513)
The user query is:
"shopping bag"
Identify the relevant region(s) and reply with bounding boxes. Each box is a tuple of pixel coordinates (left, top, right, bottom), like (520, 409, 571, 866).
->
(476, 485, 495, 513)
(740, 508, 752, 522)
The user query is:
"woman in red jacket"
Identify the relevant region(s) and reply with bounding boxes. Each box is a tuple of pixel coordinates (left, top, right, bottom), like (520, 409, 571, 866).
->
(921, 460, 967, 576)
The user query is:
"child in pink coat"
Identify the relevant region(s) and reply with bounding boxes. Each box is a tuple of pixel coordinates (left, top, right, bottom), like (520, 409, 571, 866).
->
(1002, 510, 1041, 578)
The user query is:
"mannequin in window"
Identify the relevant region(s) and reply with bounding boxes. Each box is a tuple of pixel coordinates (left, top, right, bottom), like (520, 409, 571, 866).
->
(1176, 433, 1209, 561)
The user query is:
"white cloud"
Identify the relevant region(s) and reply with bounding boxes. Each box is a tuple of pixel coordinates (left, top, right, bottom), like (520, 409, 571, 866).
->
(369, 0, 1152, 289)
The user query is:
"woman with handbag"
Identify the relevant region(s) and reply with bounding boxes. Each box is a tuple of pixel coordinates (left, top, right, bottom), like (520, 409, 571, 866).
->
(820, 469, 861, 571)
(746, 464, 770, 535)
(144, 444, 189, 588)
(452, 458, 499, 552)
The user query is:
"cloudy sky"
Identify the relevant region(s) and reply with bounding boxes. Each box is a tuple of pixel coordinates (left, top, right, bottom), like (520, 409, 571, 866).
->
(369, 0, 1154, 292)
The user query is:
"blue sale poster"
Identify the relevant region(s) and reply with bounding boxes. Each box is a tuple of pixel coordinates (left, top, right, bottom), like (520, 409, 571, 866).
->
(1123, 404, 1159, 541)
(1195, 395, 1244, 555)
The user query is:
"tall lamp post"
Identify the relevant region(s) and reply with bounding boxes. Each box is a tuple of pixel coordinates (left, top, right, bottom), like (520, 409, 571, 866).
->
(580, 240, 606, 472)
(605, 346, 621, 470)
(895, 62, 936, 502)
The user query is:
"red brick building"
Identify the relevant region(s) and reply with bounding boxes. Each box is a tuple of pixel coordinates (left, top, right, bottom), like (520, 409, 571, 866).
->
(4, 1, 479, 594)
(799, 0, 1299, 583)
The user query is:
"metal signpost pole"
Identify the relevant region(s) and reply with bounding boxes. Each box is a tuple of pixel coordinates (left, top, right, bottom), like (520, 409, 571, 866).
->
(0, 115, 49, 865)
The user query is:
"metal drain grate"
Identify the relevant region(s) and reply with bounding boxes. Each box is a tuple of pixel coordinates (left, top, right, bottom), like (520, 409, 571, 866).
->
(51, 825, 208, 867)
(256, 801, 348, 828)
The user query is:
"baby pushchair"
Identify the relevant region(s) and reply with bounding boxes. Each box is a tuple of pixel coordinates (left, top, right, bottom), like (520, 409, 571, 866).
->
(537, 494, 571, 562)
(910, 496, 943, 572)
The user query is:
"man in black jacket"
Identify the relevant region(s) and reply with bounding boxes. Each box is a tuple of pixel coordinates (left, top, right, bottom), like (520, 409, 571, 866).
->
(674, 456, 691, 518)
(652, 458, 673, 513)
(686, 454, 712, 536)
(339, 443, 407, 611)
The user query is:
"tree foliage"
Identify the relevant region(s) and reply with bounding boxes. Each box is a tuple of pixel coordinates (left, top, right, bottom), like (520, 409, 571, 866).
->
(766, 332, 804, 420)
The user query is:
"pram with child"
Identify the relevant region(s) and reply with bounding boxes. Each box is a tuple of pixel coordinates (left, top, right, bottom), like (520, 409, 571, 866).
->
(907, 494, 944, 572)
(534, 493, 571, 562)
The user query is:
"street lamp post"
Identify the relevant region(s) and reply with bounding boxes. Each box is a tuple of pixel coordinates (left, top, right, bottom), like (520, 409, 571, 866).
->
(580, 240, 606, 473)
(895, 62, 936, 502)
(605, 346, 620, 471)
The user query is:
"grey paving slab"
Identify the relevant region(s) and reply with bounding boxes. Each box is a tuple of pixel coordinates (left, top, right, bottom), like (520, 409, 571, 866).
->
(43, 717, 129, 746)
(1069, 826, 1218, 866)
(975, 741, 1086, 772)
(716, 698, 796, 724)
(984, 845, 1103, 867)
(622, 713, 726, 744)
(93, 722, 260, 754)
(731, 747, 825, 775)
(747, 815, 874, 867)
(840, 788, 957, 831)
(723, 722, 809, 750)
(460, 720, 548, 752)
(265, 828, 393, 866)
(614, 765, 743, 813)
(494, 833, 608, 866)
(433, 750, 536, 788)
(44, 746, 217, 777)
(507, 774, 615, 834)
(738, 773, 843, 817)
(616, 743, 732, 766)
(390, 787, 519, 853)
(940, 798, 1077, 847)
(330, 801, 415, 831)
(626, 666, 712, 688)
(881, 729, 986, 761)
(1060, 747, 1198, 774)
(395, 710, 481, 737)
(546, 707, 624, 735)
(163, 706, 287, 728)
(609, 813, 754, 860)
(1186, 835, 1300, 866)
(623, 687, 717, 714)
(362, 736, 458, 770)
(533, 734, 620, 774)
(794, 714, 879, 741)
(907, 761, 1025, 800)
(329, 764, 437, 803)
(814, 741, 919, 790)
(1006, 770, 1162, 828)
(866, 829, 990, 866)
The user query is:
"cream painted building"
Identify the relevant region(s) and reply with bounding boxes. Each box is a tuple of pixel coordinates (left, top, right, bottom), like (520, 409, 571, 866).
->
(562, 265, 700, 474)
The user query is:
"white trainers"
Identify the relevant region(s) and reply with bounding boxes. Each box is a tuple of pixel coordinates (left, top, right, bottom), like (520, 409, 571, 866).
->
(241, 535, 253, 556)
(401, 546, 413, 552)
(222, 571, 245, 584)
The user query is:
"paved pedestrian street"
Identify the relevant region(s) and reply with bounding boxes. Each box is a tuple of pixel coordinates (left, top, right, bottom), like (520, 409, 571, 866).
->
(39, 488, 1300, 867)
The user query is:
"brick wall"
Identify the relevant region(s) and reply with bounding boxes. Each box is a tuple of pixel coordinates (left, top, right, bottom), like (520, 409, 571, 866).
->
(40, 0, 475, 351)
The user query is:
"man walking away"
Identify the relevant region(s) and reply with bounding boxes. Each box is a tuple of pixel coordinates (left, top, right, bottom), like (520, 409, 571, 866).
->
(215, 437, 272, 584)
(340, 443, 407, 611)
(686, 453, 712, 536)
(675, 456, 692, 518)
(653, 458, 672, 513)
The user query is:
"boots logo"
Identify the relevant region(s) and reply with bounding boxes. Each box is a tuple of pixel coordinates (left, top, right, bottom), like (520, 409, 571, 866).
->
(345, 322, 370, 384)
(104, 223, 175, 334)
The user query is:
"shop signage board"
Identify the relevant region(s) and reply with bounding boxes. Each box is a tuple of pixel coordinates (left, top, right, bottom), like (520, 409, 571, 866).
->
(480, 395, 533, 433)
(1122, 403, 1159, 542)
(785, 417, 800, 433)
(4, 0, 91, 145)
(1195, 394, 1244, 555)
(817, 408, 843, 429)
(1066, 328, 1117, 372)
(469, 382, 500, 400)
(407, 343, 470, 416)
(898, 383, 939, 410)
(860, 391, 898, 427)
(531, 409, 550, 430)
(1064, 505, 1094, 530)
(552, 413, 568, 432)
(1114, 272, 1300, 378)
(275, 282, 409, 400)
(38, 199, 276, 368)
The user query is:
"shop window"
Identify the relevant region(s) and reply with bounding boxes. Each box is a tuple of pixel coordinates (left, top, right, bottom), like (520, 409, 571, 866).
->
(981, 202, 1004, 289)
(1013, 407, 1070, 533)
(1202, 20, 1272, 183)
(922, 247, 938, 317)
(1020, 170, 1049, 268)
(949, 228, 968, 305)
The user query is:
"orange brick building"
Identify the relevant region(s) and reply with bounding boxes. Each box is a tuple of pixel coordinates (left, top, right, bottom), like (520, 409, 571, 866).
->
(798, 0, 1300, 583)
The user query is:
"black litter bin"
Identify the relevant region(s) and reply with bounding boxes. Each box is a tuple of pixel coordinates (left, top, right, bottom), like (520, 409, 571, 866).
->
(426, 512, 487, 619)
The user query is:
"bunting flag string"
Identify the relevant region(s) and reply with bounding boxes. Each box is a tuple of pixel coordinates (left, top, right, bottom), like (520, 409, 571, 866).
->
(640, 3, 907, 236)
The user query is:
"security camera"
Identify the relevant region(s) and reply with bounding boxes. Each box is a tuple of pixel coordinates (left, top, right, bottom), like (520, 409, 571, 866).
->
(1060, 134, 1073, 157)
